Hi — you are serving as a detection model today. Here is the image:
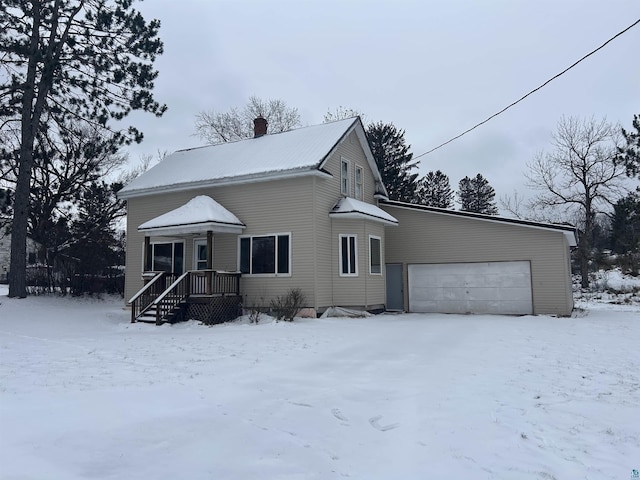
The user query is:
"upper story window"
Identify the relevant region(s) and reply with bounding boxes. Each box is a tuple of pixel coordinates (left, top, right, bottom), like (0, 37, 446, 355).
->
(341, 158, 350, 196)
(355, 165, 363, 200)
(239, 233, 291, 276)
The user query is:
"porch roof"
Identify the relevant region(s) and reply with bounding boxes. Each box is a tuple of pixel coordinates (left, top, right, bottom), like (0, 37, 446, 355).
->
(138, 195, 245, 236)
(329, 197, 398, 226)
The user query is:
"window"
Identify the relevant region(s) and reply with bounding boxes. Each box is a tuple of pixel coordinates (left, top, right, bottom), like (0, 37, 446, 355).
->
(369, 236, 382, 274)
(239, 234, 290, 275)
(146, 241, 184, 274)
(355, 165, 363, 200)
(339, 234, 358, 276)
(341, 158, 350, 196)
(194, 239, 210, 270)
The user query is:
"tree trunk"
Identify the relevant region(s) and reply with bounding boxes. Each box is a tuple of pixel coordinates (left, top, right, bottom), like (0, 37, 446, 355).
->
(8, 144, 34, 298)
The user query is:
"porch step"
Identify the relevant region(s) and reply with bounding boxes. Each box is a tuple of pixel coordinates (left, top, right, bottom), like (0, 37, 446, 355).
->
(137, 302, 184, 324)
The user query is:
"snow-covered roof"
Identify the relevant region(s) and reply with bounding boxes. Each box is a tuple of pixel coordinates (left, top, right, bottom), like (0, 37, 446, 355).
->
(138, 195, 245, 236)
(381, 200, 577, 246)
(119, 117, 368, 198)
(329, 197, 398, 226)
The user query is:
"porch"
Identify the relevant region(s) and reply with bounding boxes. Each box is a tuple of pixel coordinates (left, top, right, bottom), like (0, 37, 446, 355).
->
(130, 269, 241, 325)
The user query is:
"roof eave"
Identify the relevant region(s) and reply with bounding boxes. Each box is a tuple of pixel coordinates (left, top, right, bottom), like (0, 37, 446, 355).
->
(139, 221, 246, 236)
(381, 200, 577, 244)
(329, 211, 398, 227)
(119, 167, 330, 200)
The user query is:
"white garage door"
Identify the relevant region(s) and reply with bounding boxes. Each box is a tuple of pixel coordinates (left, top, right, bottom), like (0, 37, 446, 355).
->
(408, 261, 533, 315)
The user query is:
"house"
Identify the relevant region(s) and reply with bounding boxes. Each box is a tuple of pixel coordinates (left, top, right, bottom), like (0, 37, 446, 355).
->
(0, 224, 41, 284)
(118, 117, 576, 323)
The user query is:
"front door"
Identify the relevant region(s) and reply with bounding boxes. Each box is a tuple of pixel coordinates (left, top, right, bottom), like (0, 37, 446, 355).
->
(194, 239, 210, 270)
(385, 263, 404, 311)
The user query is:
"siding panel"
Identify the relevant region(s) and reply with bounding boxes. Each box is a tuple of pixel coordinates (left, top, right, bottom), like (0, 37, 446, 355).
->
(382, 204, 573, 316)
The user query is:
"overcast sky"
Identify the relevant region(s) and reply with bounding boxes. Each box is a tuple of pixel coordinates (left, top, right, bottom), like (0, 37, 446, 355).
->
(124, 0, 639, 209)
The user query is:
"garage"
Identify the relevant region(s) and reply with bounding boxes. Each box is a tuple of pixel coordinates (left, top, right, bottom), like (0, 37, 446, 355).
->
(408, 261, 533, 315)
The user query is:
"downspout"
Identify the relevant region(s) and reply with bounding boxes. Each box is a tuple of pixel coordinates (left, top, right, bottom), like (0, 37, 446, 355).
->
(312, 176, 319, 314)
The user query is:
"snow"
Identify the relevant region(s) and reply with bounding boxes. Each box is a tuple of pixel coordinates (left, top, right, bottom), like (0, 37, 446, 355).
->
(330, 197, 398, 225)
(1, 284, 638, 479)
(138, 195, 244, 230)
(118, 118, 358, 197)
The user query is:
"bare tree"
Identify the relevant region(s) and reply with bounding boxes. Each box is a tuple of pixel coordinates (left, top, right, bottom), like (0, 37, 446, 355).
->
(194, 96, 301, 144)
(526, 116, 627, 288)
(323, 106, 364, 123)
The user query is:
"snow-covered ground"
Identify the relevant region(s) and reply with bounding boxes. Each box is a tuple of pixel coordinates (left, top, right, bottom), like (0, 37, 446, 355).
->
(1, 284, 638, 480)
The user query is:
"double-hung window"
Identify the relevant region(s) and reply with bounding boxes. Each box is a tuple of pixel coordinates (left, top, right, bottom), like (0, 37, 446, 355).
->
(339, 234, 358, 276)
(341, 158, 350, 196)
(239, 234, 290, 275)
(355, 166, 363, 200)
(369, 236, 382, 274)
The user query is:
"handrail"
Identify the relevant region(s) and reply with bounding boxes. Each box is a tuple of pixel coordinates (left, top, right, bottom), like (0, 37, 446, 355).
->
(153, 271, 191, 325)
(154, 271, 190, 305)
(128, 271, 164, 304)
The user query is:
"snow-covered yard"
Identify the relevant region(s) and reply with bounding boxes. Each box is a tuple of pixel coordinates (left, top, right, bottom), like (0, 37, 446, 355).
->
(1, 285, 638, 479)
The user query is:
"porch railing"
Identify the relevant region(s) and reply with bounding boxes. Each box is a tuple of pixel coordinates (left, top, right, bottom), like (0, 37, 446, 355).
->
(130, 270, 241, 324)
(129, 272, 177, 323)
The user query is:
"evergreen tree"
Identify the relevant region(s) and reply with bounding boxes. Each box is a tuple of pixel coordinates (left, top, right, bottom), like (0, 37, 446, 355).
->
(616, 114, 640, 178)
(1, 0, 166, 297)
(69, 181, 125, 277)
(366, 122, 419, 202)
(610, 192, 640, 254)
(457, 174, 498, 215)
(415, 170, 453, 208)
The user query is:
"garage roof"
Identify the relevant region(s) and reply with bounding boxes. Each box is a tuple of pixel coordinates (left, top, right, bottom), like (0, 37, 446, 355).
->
(381, 200, 577, 246)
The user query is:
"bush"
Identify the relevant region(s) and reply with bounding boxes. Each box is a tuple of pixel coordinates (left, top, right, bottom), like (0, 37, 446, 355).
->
(270, 288, 306, 322)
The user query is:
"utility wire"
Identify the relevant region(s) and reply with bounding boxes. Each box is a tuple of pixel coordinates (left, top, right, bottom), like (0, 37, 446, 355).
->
(414, 17, 640, 160)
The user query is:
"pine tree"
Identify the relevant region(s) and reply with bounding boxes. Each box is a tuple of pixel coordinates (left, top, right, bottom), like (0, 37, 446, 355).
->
(366, 122, 419, 202)
(610, 192, 640, 254)
(1, 0, 165, 297)
(415, 170, 453, 208)
(617, 114, 640, 178)
(457, 174, 498, 215)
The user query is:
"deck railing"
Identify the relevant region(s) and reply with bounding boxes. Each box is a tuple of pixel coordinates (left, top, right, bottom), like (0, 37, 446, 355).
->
(130, 270, 241, 324)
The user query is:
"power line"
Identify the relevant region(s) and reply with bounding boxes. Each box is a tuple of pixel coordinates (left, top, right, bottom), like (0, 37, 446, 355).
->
(414, 17, 640, 160)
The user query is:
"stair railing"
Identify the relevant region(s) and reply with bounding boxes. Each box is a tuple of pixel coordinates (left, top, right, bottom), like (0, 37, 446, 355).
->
(152, 271, 191, 325)
(129, 272, 166, 323)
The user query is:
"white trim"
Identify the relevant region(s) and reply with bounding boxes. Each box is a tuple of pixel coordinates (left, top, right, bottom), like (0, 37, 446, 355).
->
(143, 239, 185, 274)
(339, 234, 358, 277)
(340, 157, 351, 196)
(238, 232, 292, 277)
(139, 221, 244, 236)
(369, 235, 382, 275)
(193, 238, 211, 270)
(355, 165, 364, 200)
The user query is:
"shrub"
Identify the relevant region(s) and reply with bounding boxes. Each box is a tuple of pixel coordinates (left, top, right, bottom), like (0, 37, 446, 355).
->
(270, 288, 306, 322)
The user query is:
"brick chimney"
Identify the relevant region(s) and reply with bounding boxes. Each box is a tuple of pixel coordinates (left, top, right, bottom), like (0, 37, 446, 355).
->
(253, 116, 268, 137)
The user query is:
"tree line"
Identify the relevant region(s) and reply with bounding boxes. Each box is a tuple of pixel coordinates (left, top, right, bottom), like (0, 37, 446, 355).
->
(1, 1, 638, 295)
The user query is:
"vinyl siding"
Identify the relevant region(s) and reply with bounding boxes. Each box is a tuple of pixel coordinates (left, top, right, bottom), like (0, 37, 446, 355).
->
(125, 177, 316, 307)
(125, 128, 387, 312)
(313, 130, 386, 310)
(381, 204, 574, 316)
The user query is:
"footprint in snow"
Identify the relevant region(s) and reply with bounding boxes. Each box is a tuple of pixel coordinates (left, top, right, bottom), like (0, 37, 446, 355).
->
(331, 408, 349, 423)
(369, 415, 399, 432)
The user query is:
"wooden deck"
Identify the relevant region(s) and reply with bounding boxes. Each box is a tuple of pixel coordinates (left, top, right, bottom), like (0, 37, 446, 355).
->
(130, 270, 241, 325)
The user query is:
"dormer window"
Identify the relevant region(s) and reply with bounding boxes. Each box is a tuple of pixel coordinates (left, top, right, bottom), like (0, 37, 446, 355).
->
(341, 158, 350, 196)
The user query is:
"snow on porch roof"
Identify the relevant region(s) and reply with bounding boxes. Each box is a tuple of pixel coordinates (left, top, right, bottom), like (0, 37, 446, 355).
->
(329, 197, 398, 226)
(119, 117, 360, 198)
(138, 195, 245, 236)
